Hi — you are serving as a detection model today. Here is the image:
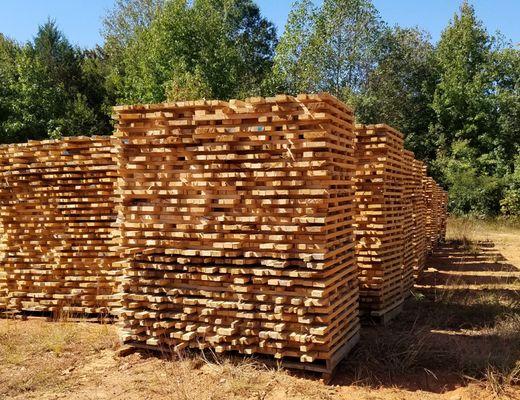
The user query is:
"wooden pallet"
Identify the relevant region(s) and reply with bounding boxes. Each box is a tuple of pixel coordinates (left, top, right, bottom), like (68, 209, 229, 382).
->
(0, 137, 121, 315)
(360, 297, 404, 325)
(112, 93, 361, 370)
(120, 329, 360, 382)
(0, 309, 115, 323)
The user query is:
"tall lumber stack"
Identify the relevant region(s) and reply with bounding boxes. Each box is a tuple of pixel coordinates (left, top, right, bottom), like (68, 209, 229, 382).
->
(401, 150, 415, 296)
(0, 148, 7, 309)
(433, 183, 445, 244)
(424, 176, 436, 253)
(0, 137, 120, 315)
(411, 159, 427, 276)
(440, 191, 448, 241)
(113, 93, 360, 374)
(353, 124, 405, 315)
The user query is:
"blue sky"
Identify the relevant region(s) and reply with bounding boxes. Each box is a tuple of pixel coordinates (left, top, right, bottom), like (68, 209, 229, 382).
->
(1, 0, 518, 47)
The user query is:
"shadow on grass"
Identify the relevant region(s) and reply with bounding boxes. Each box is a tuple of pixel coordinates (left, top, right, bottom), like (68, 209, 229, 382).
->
(332, 240, 520, 395)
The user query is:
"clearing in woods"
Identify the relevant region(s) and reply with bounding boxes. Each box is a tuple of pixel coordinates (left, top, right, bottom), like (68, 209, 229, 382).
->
(0, 218, 519, 400)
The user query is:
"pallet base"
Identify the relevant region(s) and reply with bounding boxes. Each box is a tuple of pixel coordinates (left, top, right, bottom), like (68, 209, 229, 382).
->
(359, 299, 404, 325)
(119, 331, 360, 383)
(0, 309, 115, 323)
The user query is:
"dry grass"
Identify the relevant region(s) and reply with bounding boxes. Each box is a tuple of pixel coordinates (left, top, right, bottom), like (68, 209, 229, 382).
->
(0, 318, 118, 398)
(141, 353, 335, 400)
(0, 218, 519, 400)
(446, 216, 520, 242)
(447, 216, 520, 269)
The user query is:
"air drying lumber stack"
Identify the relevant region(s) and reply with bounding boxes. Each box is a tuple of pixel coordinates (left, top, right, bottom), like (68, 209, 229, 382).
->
(0, 227, 6, 308)
(0, 149, 7, 309)
(424, 177, 440, 252)
(433, 183, 446, 244)
(0, 137, 120, 315)
(401, 150, 415, 296)
(113, 93, 360, 374)
(353, 124, 405, 316)
(440, 191, 448, 241)
(411, 160, 427, 276)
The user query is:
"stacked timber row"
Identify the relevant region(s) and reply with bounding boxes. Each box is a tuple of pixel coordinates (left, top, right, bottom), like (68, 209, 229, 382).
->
(433, 183, 446, 244)
(423, 176, 436, 253)
(401, 150, 415, 296)
(440, 191, 448, 241)
(411, 159, 427, 276)
(0, 137, 120, 315)
(423, 176, 449, 254)
(0, 148, 7, 308)
(113, 93, 360, 374)
(353, 124, 406, 316)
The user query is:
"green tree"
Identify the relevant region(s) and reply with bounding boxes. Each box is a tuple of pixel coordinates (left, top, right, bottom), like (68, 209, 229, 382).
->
(354, 27, 438, 161)
(430, 1, 520, 216)
(2, 21, 112, 142)
(102, 0, 166, 99)
(441, 140, 504, 216)
(501, 155, 520, 218)
(102, 0, 166, 54)
(78, 47, 114, 135)
(0, 34, 20, 143)
(432, 1, 494, 156)
(272, 0, 383, 99)
(114, 0, 277, 103)
(270, 0, 320, 94)
(492, 45, 520, 171)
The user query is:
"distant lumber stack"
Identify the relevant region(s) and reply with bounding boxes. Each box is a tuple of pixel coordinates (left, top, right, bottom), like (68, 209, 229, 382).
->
(440, 191, 448, 240)
(0, 137, 120, 315)
(424, 177, 439, 251)
(401, 149, 415, 296)
(411, 160, 427, 277)
(113, 93, 360, 375)
(0, 92, 449, 372)
(352, 124, 406, 317)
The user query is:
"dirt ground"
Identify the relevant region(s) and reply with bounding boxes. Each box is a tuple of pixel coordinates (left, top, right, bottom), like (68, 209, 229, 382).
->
(1, 218, 519, 400)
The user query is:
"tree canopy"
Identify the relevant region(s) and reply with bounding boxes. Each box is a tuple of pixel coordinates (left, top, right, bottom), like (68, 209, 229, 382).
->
(0, 0, 518, 218)
(112, 0, 277, 103)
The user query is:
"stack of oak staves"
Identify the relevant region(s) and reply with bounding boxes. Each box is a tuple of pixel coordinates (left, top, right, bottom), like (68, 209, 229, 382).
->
(113, 93, 360, 374)
(353, 124, 405, 316)
(0, 137, 120, 315)
(411, 160, 427, 277)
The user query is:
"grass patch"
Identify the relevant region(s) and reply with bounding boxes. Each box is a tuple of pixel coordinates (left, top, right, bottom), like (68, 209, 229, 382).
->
(447, 215, 520, 242)
(0, 319, 118, 397)
(344, 290, 520, 392)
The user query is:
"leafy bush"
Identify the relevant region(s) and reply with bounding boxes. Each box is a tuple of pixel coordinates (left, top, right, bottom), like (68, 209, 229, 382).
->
(500, 154, 520, 218)
(442, 141, 505, 217)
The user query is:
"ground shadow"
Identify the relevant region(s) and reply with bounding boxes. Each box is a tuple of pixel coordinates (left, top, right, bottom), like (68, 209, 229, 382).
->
(331, 240, 520, 394)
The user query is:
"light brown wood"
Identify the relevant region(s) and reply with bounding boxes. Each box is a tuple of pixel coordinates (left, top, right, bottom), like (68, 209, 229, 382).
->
(112, 93, 360, 372)
(0, 137, 121, 315)
(353, 124, 406, 314)
(0, 93, 448, 374)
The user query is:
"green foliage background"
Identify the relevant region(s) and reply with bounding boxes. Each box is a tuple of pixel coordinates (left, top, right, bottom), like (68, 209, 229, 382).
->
(0, 0, 518, 218)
